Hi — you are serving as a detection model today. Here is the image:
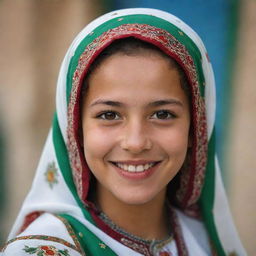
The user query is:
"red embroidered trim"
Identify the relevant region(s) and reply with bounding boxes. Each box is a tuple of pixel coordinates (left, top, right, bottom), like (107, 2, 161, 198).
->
(169, 207, 188, 256)
(1, 235, 80, 253)
(88, 205, 175, 256)
(67, 23, 207, 208)
(89, 208, 152, 255)
(55, 215, 85, 255)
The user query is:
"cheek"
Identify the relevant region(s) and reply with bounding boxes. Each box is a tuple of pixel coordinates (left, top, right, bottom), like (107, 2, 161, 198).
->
(160, 126, 190, 157)
(82, 126, 116, 161)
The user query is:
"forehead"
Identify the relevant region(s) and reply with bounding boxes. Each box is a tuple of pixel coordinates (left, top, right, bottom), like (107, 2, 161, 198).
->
(84, 53, 188, 107)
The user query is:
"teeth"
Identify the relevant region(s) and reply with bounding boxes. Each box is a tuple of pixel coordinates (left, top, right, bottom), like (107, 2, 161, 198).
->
(136, 165, 144, 172)
(128, 165, 136, 172)
(116, 163, 155, 173)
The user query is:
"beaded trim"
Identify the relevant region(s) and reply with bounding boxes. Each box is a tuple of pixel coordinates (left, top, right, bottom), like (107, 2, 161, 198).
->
(55, 215, 85, 255)
(120, 238, 151, 256)
(67, 23, 207, 208)
(99, 211, 151, 244)
(1, 235, 79, 253)
(150, 237, 174, 255)
(98, 210, 174, 255)
(99, 211, 172, 245)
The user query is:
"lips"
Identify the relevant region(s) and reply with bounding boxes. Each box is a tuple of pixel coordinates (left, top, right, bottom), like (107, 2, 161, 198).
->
(110, 161, 160, 173)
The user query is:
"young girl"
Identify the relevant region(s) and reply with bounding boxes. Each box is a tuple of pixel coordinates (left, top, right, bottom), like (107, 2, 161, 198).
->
(1, 8, 246, 256)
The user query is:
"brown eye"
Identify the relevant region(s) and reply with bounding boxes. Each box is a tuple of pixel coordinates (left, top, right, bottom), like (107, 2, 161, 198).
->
(151, 110, 175, 120)
(97, 111, 120, 120)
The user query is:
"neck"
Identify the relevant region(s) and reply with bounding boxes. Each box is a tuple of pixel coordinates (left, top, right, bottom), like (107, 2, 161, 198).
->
(96, 186, 169, 241)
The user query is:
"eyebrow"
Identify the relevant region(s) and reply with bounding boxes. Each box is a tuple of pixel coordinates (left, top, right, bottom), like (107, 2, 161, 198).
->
(90, 100, 123, 108)
(148, 99, 183, 108)
(89, 99, 183, 108)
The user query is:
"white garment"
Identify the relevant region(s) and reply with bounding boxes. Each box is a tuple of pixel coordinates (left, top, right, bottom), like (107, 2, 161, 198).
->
(2, 209, 211, 256)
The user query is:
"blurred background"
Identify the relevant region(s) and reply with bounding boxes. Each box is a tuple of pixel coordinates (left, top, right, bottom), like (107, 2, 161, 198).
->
(0, 0, 255, 254)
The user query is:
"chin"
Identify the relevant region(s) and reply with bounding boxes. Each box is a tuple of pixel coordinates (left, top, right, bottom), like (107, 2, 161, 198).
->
(112, 187, 164, 206)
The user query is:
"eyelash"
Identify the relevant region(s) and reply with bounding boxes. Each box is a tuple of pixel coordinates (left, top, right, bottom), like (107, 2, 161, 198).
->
(150, 110, 177, 120)
(96, 110, 121, 120)
(96, 110, 177, 121)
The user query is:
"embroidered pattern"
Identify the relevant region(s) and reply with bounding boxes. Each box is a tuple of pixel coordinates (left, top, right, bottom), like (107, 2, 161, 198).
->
(120, 238, 151, 256)
(44, 162, 58, 188)
(23, 245, 70, 256)
(55, 215, 85, 255)
(67, 23, 207, 209)
(169, 207, 188, 256)
(99, 211, 152, 245)
(99, 242, 106, 249)
(99, 210, 173, 256)
(152, 236, 174, 253)
(2, 235, 79, 253)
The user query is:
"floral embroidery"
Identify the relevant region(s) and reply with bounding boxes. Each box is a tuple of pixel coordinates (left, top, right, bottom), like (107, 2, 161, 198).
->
(99, 242, 106, 249)
(1, 235, 79, 253)
(23, 245, 70, 256)
(45, 162, 58, 188)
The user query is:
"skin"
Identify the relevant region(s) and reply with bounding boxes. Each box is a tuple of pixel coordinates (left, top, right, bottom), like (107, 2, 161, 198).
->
(82, 52, 190, 240)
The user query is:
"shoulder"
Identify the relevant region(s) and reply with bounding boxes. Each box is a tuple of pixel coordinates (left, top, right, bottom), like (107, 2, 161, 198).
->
(1, 213, 84, 256)
(174, 208, 212, 255)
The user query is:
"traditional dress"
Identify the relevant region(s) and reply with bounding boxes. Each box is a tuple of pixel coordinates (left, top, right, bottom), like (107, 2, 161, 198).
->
(1, 8, 246, 256)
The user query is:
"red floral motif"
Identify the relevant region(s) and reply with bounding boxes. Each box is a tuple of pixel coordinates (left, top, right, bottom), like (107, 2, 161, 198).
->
(41, 246, 55, 255)
(23, 245, 70, 256)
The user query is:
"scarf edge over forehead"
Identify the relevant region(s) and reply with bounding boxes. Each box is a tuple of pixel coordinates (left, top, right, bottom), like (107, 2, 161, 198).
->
(9, 8, 246, 256)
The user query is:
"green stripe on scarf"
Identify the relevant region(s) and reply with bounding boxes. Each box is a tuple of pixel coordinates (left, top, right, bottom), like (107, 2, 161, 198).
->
(199, 128, 225, 256)
(60, 214, 117, 256)
(52, 113, 95, 224)
(66, 14, 205, 104)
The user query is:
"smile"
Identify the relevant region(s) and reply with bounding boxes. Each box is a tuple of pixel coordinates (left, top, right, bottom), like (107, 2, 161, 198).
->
(111, 161, 160, 173)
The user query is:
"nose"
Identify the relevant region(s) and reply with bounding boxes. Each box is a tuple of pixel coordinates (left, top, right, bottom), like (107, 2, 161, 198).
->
(120, 119, 152, 154)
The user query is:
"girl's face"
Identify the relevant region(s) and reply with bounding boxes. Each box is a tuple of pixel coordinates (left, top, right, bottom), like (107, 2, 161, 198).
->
(82, 53, 190, 206)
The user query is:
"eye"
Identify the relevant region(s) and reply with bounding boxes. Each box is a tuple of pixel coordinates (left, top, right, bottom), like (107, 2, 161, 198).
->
(151, 110, 176, 120)
(96, 111, 121, 120)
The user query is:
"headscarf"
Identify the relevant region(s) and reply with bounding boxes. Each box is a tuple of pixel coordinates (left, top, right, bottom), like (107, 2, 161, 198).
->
(7, 8, 246, 256)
